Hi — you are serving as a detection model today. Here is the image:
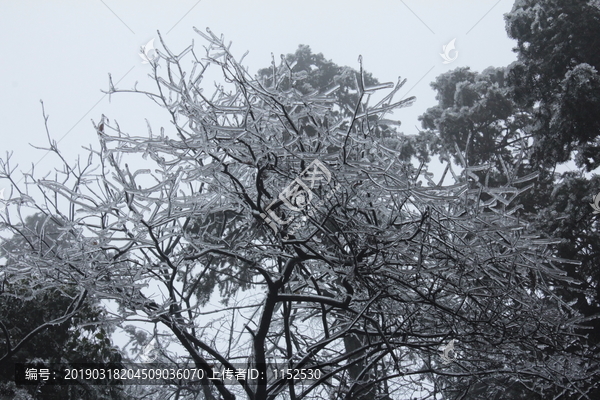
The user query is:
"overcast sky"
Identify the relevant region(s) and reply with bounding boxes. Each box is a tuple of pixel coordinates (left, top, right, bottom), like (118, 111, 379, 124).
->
(0, 0, 518, 186)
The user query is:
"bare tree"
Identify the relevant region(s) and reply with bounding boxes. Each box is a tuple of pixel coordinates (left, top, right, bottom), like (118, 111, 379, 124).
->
(1, 28, 598, 400)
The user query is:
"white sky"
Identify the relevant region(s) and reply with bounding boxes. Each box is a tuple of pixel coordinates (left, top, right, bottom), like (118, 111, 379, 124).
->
(0, 0, 518, 183)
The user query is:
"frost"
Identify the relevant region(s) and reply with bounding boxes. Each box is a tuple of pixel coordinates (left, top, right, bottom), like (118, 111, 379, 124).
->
(0, 27, 594, 400)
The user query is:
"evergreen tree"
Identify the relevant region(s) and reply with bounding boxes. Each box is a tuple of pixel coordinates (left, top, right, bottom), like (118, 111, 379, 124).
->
(418, 0, 600, 397)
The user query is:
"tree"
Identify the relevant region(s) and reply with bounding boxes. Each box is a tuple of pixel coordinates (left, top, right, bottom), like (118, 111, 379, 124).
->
(0, 214, 128, 400)
(418, 64, 600, 400)
(417, 1, 600, 397)
(256, 44, 428, 161)
(505, 0, 600, 171)
(503, 0, 600, 362)
(255, 45, 427, 400)
(1, 28, 598, 399)
(504, 0, 600, 348)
